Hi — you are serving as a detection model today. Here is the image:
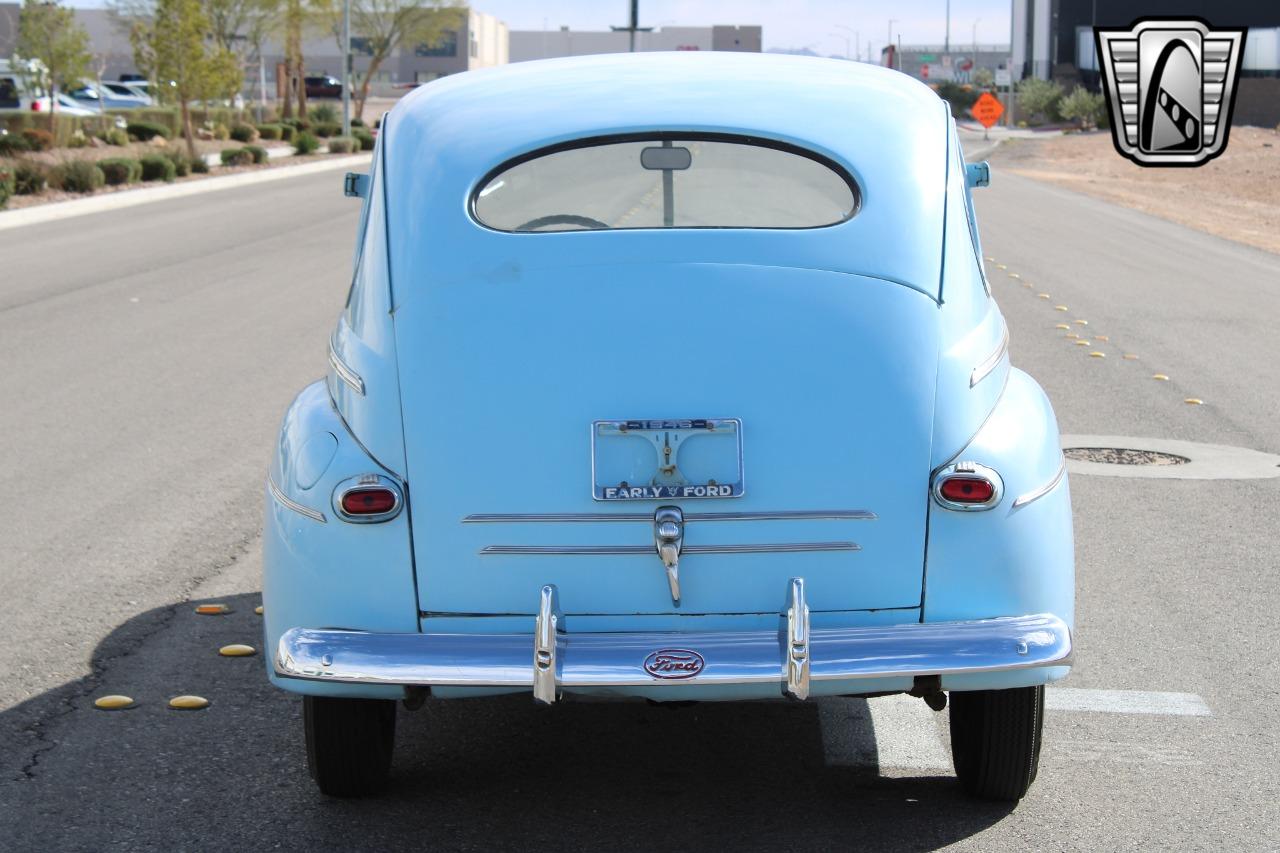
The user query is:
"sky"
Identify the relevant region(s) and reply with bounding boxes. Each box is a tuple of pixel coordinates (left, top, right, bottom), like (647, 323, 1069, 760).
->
(471, 1, 1013, 56)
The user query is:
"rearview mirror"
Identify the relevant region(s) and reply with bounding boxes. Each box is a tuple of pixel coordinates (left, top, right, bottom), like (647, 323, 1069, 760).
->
(641, 146, 692, 171)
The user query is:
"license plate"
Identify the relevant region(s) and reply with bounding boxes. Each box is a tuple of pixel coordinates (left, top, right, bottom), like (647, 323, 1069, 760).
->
(591, 419, 744, 501)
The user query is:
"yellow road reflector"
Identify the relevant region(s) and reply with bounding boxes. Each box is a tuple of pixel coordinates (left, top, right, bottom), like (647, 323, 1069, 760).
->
(1185, 398, 1204, 405)
(1055, 323, 1070, 330)
(1022, 282, 1033, 288)
(1073, 319, 1088, 325)
(94, 695, 135, 710)
(1074, 340, 1091, 346)
(1123, 354, 1140, 360)
(1095, 335, 1110, 342)
(195, 604, 230, 615)
(996, 263, 1007, 269)
(1152, 374, 1169, 381)
(219, 644, 257, 657)
(1054, 305, 1069, 311)
(1090, 351, 1106, 358)
(1066, 332, 1080, 339)
(985, 256, 995, 262)
(1037, 293, 1050, 299)
(169, 695, 209, 710)
(254, 606, 264, 615)
(1008, 272, 1021, 279)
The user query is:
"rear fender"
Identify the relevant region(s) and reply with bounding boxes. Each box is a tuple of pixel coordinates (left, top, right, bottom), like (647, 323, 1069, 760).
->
(263, 380, 416, 698)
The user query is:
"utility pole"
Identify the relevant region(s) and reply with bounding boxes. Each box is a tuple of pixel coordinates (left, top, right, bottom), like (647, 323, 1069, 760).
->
(610, 1, 650, 53)
(945, 0, 951, 54)
(341, 0, 351, 136)
(887, 19, 897, 67)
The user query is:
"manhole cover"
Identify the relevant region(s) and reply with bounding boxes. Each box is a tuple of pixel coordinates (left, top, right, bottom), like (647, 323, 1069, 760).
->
(1063, 447, 1190, 466)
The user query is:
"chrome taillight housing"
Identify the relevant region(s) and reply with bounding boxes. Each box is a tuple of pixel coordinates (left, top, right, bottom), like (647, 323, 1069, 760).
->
(332, 473, 404, 523)
(931, 461, 1003, 511)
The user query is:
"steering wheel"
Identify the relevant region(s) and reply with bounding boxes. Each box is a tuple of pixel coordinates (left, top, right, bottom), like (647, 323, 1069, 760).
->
(514, 214, 611, 232)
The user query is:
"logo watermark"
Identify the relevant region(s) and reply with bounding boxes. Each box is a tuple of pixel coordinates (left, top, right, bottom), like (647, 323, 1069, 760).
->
(1094, 18, 1246, 167)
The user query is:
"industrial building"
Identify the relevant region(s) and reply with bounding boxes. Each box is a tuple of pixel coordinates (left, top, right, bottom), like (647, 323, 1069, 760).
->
(510, 25, 761, 62)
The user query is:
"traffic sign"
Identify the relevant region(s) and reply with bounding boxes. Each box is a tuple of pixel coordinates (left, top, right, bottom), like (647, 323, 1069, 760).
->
(995, 68, 1011, 87)
(972, 92, 1004, 128)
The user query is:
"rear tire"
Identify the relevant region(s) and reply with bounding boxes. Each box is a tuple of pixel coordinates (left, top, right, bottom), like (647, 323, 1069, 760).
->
(949, 685, 1044, 801)
(304, 696, 397, 797)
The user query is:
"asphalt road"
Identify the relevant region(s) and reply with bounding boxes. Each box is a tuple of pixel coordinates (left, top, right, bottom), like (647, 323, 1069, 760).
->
(1, 141, 1278, 851)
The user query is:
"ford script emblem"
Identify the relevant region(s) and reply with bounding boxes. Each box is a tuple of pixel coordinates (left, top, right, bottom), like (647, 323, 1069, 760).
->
(643, 649, 705, 680)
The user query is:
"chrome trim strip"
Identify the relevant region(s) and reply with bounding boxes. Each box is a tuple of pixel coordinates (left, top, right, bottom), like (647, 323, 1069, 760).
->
(1013, 456, 1068, 508)
(532, 585, 562, 705)
(785, 578, 810, 700)
(328, 339, 365, 396)
(267, 476, 326, 524)
(331, 473, 403, 524)
(463, 510, 876, 523)
(479, 542, 860, 556)
(969, 323, 1009, 388)
(275, 613, 1072, 690)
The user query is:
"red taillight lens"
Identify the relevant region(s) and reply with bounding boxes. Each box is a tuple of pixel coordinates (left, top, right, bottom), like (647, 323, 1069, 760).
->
(341, 487, 397, 515)
(938, 476, 996, 504)
(31, 101, 42, 112)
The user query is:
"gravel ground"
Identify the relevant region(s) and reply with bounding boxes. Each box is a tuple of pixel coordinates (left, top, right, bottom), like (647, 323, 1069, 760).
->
(990, 126, 1280, 255)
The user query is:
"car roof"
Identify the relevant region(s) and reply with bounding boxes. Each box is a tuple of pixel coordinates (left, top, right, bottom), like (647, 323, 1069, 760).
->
(383, 52, 953, 298)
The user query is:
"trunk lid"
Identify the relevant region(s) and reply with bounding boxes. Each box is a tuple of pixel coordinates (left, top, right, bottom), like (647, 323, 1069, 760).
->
(396, 263, 938, 616)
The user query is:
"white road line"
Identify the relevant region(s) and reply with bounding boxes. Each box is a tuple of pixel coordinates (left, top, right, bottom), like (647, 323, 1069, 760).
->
(1046, 688, 1211, 716)
(819, 695, 952, 771)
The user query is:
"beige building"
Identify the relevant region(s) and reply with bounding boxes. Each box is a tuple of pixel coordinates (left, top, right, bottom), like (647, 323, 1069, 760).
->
(511, 25, 761, 63)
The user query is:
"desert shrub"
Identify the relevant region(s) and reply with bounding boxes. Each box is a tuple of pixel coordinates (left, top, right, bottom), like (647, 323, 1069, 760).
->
(350, 117, 364, 127)
(293, 132, 320, 155)
(212, 123, 230, 140)
(98, 157, 143, 185)
(0, 134, 28, 156)
(220, 147, 254, 166)
(353, 129, 375, 150)
(1058, 85, 1107, 129)
(312, 122, 341, 138)
(309, 103, 338, 124)
(21, 128, 54, 151)
(122, 108, 180, 137)
(256, 123, 282, 140)
(67, 130, 90, 148)
(0, 163, 13, 208)
(49, 160, 105, 193)
(326, 136, 357, 154)
(100, 127, 130, 146)
(190, 156, 210, 173)
(278, 123, 296, 143)
(127, 121, 171, 141)
(139, 153, 177, 182)
(934, 81, 980, 119)
(13, 160, 47, 194)
(1016, 78, 1064, 125)
(243, 144, 268, 164)
(229, 123, 259, 143)
(163, 148, 191, 176)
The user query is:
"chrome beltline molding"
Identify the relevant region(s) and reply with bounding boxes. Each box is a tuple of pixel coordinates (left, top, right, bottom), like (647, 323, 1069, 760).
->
(1012, 455, 1068, 508)
(479, 542, 860, 556)
(328, 339, 366, 396)
(267, 476, 327, 524)
(969, 322, 1009, 388)
(464, 510, 876, 523)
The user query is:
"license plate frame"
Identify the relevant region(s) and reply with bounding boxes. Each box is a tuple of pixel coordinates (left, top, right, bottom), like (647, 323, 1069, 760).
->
(591, 418, 744, 501)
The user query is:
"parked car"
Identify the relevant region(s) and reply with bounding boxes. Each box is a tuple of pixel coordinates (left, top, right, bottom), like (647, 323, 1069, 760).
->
(305, 75, 345, 99)
(66, 82, 148, 111)
(100, 81, 152, 106)
(265, 52, 1074, 801)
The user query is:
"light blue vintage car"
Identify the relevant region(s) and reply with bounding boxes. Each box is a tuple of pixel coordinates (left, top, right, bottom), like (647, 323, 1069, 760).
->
(264, 52, 1073, 801)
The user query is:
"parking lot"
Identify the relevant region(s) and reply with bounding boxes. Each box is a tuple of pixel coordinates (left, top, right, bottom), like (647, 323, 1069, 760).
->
(1, 130, 1278, 850)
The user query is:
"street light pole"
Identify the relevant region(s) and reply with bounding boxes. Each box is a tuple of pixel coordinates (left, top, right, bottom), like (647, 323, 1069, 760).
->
(972, 17, 980, 82)
(341, 0, 351, 136)
(887, 19, 897, 67)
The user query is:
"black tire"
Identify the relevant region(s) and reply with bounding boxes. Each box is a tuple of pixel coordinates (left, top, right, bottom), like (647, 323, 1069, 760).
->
(304, 696, 397, 797)
(949, 685, 1045, 801)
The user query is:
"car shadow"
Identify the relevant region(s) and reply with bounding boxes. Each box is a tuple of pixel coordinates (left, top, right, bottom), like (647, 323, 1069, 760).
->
(0, 593, 1015, 852)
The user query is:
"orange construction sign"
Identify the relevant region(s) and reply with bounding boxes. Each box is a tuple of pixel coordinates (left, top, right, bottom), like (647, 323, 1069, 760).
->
(971, 92, 1004, 128)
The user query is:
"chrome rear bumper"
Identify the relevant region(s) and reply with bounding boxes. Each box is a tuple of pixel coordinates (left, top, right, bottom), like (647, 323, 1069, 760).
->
(275, 579, 1071, 704)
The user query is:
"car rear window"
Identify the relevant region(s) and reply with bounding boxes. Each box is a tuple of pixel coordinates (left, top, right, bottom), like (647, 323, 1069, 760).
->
(473, 135, 859, 232)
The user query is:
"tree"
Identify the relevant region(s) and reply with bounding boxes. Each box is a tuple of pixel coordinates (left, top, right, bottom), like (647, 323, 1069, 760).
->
(130, 0, 242, 158)
(15, 0, 93, 115)
(311, 0, 462, 121)
(280, 0, 306, 119)
(972, 67, 994, 89)
(1058, 85, 1106, 129)
(1015, 77, 1064, 126)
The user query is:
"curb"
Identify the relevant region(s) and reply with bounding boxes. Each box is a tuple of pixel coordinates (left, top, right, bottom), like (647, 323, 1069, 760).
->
(0, 154, 370, 232)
